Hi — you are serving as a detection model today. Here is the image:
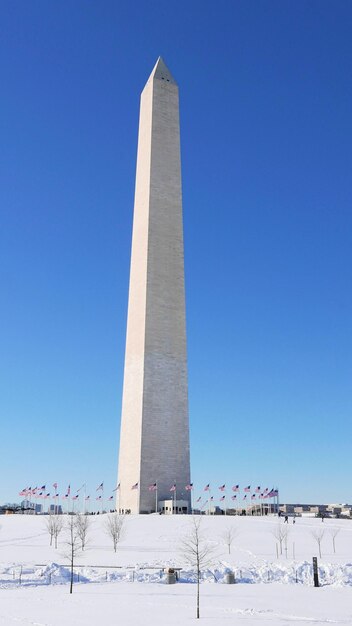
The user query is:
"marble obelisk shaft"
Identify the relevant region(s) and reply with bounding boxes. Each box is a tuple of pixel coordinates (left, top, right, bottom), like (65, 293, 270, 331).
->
(117, 58, 191, 513)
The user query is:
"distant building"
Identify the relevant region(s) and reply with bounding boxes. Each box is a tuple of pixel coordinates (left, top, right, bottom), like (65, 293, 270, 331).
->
(158, 499, 189, 515)
(279, 503, 352, 517)
(20, 500, 43, 513)
(49, 504, 63, 515)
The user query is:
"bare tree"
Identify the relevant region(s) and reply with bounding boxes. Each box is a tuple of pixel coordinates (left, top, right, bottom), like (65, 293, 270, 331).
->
(221, 525, 237, 555)
(104, 513, 126, 552)
(53, 515, 64, 549)
(272, 525, 289, 556)
(284, 529, 289, 559)
(63, 515, 82, 594)
(180, 516, 215, 619)
(45, 515, 63, 548)
(329, 528, 340, 554)
(45, 515, 55, 546)
(311, 529, 325, 558)
(75, 513, 90, 551)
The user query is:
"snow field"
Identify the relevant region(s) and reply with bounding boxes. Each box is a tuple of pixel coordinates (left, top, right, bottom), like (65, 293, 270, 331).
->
(0, 513, 352, 624)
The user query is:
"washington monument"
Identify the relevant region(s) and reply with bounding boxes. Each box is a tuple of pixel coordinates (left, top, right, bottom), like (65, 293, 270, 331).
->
(117, 58, 191, 514)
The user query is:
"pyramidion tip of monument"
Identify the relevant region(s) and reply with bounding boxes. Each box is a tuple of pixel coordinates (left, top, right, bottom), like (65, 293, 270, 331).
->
(148, 56, 177, 85)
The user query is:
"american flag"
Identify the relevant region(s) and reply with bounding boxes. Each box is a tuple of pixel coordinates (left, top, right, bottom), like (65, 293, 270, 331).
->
(148, 483, 157, 491)
(185, 483, 193, 491)
(19, 489, 27, 497)
(244, 485, 251, 492)
(219, 484, 226, 492)
(210, 496, 214, 501)
(96, 482, 104, 491)
(62, 494, 68, 500)
(220, 495, 225, 501)
(113, 484, 120, 492)
(40, 485, 46, 491)
(170, 484, 176, 492)
(251, 494, 256, 499)
(232, 485, 239, 492)
(85, 495, 90, 501)
(45, 493, 50, 499)
(243, 494, 247, 500)
(255, 486, 261, 493)
(264, 487, 269, 493)
(231, 495, 237, 501)
(196, 497, 202, 502)
(108, 496, 113, 501)
(53, 493, 59, 499)
(131, 482, 139, 490)
(53, 483, 58, 490)
(67, 484, 71, 495)
(38, 492, 43, 498)
(204, 484, 210, 491)
(72, 495, 79, 500)
(269, 489, 278, 497)
(96, 495, 102, 501)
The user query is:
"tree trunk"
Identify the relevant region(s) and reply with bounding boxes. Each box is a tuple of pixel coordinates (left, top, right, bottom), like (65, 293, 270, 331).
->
(197, 576, 199, 619)
(70, 547, 74, 594)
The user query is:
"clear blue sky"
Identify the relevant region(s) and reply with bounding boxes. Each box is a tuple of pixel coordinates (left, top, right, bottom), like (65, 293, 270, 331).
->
(1, 1, 351, 506)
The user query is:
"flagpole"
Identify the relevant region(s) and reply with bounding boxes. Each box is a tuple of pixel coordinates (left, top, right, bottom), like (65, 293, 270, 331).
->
(155, 481, 158, 514)
(102, 484, 104, 515)
(276, 488, 279, 516)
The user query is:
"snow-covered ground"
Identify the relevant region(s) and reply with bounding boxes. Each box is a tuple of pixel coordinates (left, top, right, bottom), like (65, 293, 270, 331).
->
(0, 513, 351, 624)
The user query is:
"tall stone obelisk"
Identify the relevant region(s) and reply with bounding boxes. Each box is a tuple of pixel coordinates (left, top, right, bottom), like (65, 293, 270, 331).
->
(117, 58, 191, 514)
